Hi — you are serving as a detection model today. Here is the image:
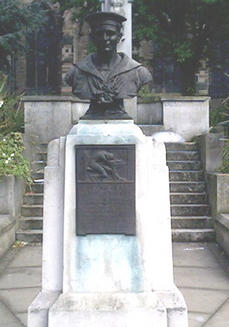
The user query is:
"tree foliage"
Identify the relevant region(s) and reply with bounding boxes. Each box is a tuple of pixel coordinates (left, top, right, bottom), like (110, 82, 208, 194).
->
(55, 0, 229, 94)
(2, 0, 227, 94)
(54, 0, 100, 26)
(0, 74, 24, 135)
(0, 0, 49, 74)
(133, 0, 229, 94)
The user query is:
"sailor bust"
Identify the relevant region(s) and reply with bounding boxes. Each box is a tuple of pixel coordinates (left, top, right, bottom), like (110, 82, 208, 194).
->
(65, 11, 152, 119)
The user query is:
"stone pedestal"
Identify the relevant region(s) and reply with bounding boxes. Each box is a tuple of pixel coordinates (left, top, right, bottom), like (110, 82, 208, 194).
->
(28, 120, 188, 327)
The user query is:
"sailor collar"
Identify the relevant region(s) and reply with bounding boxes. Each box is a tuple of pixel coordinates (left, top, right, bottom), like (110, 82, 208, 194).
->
(75, 53, 142, 80)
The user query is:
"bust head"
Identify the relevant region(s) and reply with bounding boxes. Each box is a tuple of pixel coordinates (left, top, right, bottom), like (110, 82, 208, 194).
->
(85, 12, 126, 55)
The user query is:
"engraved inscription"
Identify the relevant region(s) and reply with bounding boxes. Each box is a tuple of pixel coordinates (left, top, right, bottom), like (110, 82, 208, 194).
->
(75, 145, 135, 235)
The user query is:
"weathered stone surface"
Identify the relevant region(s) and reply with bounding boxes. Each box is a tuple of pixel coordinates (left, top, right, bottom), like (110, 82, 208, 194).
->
(24, 194, 43, 205)
(0, 287, 41, 313)
(167, 151, 199, 161)
(167, 160, 201, 170)
(171, 217, 213, 229)
(8, 246, 42, 268)
(169, 171, 204, 182)
(175, 266, 229, 290)
(172, 243, 220, 268)
(21, 205, 43, 217)
(0, 215, 16, 258)
(18, 217, 43, 230)
(0, 267, 41, 289)
(0, 176, 24, 256)
(187, 312, 210, 327)
(204, 298, 229, 326)
(28, 291, 60, 327)
(169, 181, 206, 193)
(0, 300, 24, 327)
(28, 120, 188, 326)
(207, 173, 229, 218)
(216, 214, 229, 258)
(197, 132, 224, 173)
(16, 230, 42, 243)
(138, 124, 164, 136)
(171, 204, 210, 216)
(170, 193, 207, 204)
(179, 287, 229, 314)
(165, 142, 198, 151)
(172, 229, 215, 242)
(137, 102, 163, 125)
(49, 292, 187, 327)
(162, 97, 210, 140)
(0, 176, 24, 217)
(63, 121, 174, 293)
(24, 100, 73, 144)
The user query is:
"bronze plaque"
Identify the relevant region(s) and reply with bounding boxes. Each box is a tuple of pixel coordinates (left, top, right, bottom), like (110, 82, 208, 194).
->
(75, 144, 135, 235)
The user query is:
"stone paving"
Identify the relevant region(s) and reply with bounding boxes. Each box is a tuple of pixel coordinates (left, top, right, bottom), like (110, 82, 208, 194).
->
(0, 242, 228, 327)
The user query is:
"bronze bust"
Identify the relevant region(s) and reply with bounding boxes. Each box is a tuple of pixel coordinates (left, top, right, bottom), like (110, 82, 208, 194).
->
(65, 12, 152, 119)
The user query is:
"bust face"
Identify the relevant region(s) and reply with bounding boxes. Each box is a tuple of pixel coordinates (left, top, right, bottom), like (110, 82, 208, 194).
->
(91, 24, 121, 55)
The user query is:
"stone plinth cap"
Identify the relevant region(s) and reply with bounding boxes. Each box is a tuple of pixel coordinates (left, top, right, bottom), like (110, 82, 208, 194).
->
(161, 96, 211, 102)
(22, 96, 89, 103)
(217, 213, 229, 229)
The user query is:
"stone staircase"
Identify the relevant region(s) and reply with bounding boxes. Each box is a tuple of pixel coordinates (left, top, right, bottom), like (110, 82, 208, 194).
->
(16, 141, 215, 243)
(16, 144, 47, 243)
(166, 142, 215, 242)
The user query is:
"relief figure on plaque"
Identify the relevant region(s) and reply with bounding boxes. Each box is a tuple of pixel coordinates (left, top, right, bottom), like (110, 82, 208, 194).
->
(65, 11, 152, 119)
(87, 150, 126, 181)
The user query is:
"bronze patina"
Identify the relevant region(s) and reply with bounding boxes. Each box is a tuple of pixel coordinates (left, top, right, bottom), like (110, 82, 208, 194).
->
(75, 144, 136, 235)
(65, 11, 152, 119)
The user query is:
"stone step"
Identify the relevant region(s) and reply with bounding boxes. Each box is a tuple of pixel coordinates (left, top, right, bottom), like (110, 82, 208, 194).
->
(171, 216, 214, 229)
(32, 178, 44, 184)
(165, 142, 198, 151)
(31, 160, 47, 171)
(21, 205, 43, 217)
(18, 217, 43, 230)
(32, 172, 44, 180)
(36, 143, 48, 152)
(169, 170, 204, 181)
(171, 204, 210, 216)
(166, 151, 199, 161)
(23, 193, 44, 205)
(167, 160, 201, 171)
(26, 182, 44, 193)
(138, 125, 164, 136)
(172, 229, 215, 242)
(169, 181, 206, 193)
(36, 152, 47, 161)
(16, 229, 43, 243)
(170, 192, 208, 204)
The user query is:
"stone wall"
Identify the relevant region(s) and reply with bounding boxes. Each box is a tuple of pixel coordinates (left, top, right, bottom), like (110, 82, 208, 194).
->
(0, 177, 25, 257)
(23, 95, 210, 155)
(207, 173, 229, 257)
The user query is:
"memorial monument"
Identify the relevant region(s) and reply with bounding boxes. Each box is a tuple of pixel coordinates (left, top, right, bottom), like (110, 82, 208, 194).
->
(27, 10, 188, 327)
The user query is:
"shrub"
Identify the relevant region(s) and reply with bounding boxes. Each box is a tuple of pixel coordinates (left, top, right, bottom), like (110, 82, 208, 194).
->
(0, 132, 32, 184)
(0, 75, 24, 135)
(209, 104, 226, 128)
(217, 140, 229, 174)
(0, 76, 32, 183)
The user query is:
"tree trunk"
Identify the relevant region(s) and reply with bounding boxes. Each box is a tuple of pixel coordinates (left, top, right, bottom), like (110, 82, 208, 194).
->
(179, 60, 198, 95)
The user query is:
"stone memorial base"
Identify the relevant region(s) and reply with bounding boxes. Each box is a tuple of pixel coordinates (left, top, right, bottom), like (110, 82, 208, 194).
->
(28, 120, 188, 327)
(49, 291, 186, 327)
